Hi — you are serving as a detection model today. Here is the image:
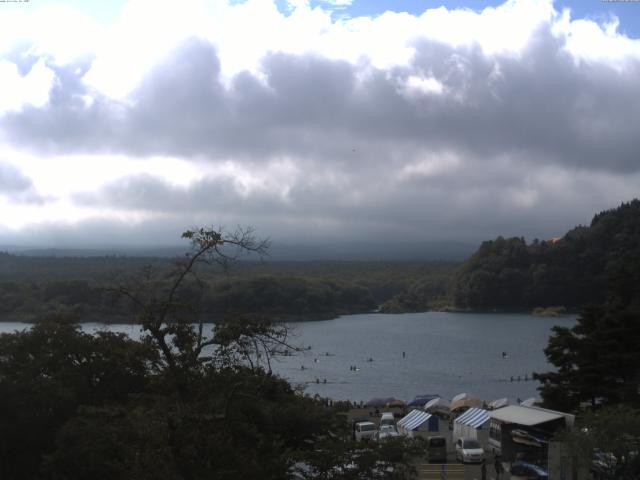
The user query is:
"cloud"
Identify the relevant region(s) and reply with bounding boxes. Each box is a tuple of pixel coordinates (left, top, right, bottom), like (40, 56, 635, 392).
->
(68, 152, 640, 246)
(0, 0, 640, 249)
(0, 161, 32, 193)
(5, 26, 640, 173)
(318, 0, 354, 7)
(0, 161, 46, 206)
(0, 58, 55, 115)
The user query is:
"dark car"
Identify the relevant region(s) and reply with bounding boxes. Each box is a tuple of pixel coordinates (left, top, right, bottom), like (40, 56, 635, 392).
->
(426, 436, 447, 463)
(509, 461, 548, 479)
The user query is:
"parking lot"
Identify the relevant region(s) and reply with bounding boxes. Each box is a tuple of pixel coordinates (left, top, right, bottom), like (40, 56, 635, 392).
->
(347, 408, 503, 480)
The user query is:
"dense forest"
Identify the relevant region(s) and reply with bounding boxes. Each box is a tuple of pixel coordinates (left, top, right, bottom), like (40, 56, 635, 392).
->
(452, 200, 640, 310)
(0, 252, 456, 322)
(382, 200, 640, 312)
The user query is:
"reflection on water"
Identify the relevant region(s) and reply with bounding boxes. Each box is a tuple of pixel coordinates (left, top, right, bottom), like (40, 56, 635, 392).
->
(0, 311, 574, 404)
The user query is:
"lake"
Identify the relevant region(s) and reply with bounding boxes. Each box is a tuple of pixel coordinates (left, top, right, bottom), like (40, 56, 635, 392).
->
(0, 311, 575, 405)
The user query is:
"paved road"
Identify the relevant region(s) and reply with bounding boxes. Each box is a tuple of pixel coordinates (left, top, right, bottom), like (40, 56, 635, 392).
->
(416, 462, 501, 480)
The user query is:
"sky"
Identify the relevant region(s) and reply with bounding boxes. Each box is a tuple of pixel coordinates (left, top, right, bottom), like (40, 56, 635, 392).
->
(0, 0, 639, 252)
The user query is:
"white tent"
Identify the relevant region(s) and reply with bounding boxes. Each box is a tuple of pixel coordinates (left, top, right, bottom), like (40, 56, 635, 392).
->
(451, 393, 471, 403)
(451, 396, 484, 415)
(424, 397, 451, 414)
(519, 397, 538, 407)
(453, 407, 490, 450)
(397, 409, 446, 439)
(488, 398, 509, 410)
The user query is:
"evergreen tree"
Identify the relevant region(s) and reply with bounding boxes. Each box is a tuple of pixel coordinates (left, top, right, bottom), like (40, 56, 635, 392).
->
(534, 304, 640, 411)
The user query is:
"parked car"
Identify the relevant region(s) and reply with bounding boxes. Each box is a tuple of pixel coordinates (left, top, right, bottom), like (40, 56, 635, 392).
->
(380, 412, 395, 428)
(591, 450, 617, 479)
(376, 425, 400, 441)
(354, 421, 377, 442)
(509, 461, 548, 479)
(351, 416, 370, 441)
(426, 436, 447, 463)
(455, 438, 484, 463)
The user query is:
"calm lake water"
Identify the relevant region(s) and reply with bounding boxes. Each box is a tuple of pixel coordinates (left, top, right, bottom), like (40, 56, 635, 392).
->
(0, 312, 575, 405)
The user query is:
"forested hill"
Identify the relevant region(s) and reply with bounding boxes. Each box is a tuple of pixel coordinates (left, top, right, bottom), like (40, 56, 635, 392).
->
(0, 254, 456, 322)
(451, 200, 640, 310)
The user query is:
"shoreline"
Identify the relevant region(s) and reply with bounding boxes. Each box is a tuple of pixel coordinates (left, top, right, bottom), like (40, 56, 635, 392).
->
(0, 307, 576, 324)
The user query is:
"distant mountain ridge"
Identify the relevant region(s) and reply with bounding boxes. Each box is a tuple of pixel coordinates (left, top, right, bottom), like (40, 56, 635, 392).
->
(1, 240, 476, 262)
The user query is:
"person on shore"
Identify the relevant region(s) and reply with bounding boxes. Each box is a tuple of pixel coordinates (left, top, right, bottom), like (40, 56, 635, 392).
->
(494, 455, 503, 480)
(480, 459, 487, 480)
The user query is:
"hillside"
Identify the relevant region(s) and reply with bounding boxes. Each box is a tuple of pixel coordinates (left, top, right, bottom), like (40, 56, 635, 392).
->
(382, 200, 640, 312)
(451, 200, 640, 310)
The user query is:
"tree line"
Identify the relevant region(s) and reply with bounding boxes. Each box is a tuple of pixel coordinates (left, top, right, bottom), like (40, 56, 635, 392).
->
(0, 251, 458, 322)
(0, 275, 376, 323)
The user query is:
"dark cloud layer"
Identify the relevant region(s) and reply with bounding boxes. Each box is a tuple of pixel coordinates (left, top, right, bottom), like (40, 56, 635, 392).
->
(71, 163, 620, 247)
(4, 30, 640, 173)
(1, 15, 640, 250)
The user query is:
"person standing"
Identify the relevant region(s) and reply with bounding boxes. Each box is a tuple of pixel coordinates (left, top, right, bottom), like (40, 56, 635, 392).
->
(494, 455, 503, 480)
(480, 459, 487, 480)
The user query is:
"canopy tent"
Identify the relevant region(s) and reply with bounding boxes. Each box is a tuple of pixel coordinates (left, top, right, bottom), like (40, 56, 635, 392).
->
(453, 407, 490, 448)
(397, 409, 444, 439)
(451, 393, 472, 403)
(456, 408, 490, 429)
(365, 397, 395, 408)
(424, 397, 451, 414)
(450, 396, 483, 413)
(398, 410, 433, 431)
(488, 398, 509, 410)
(407, 394, 440, 407)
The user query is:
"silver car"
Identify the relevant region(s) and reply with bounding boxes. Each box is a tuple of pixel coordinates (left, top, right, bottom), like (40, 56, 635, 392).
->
(455, 438, 485, 463)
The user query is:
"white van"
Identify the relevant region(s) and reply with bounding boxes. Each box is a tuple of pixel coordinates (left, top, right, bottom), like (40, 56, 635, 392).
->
(354, 421, 377, 442)
(380, 412, 395, 428)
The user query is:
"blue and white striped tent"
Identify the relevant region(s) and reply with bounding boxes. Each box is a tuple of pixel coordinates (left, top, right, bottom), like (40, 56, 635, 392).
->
(455, 407, 489, 429)
(397, 409, 441, 438)
(453, 407, 490, 448)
